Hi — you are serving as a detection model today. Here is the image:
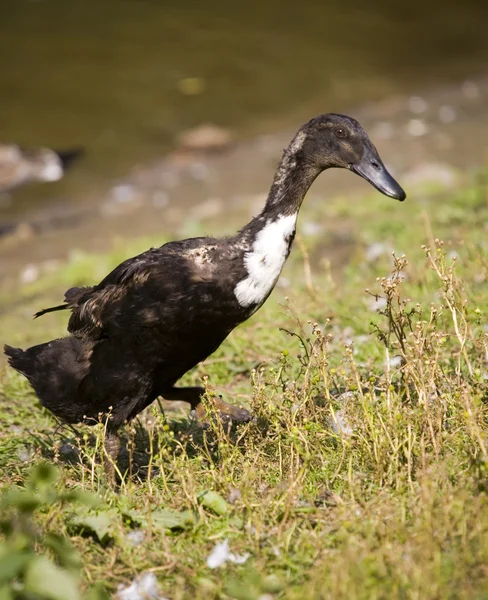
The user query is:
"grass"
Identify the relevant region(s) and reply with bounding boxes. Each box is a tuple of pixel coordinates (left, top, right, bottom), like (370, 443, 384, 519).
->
(0, 168, 487, 599)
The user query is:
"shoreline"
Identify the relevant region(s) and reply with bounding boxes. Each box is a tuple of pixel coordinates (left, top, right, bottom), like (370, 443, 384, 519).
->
(0, 73, 487, 290)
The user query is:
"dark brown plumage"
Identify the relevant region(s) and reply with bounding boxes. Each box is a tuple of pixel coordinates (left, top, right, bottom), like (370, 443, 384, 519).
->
(5, 114, 406, 481)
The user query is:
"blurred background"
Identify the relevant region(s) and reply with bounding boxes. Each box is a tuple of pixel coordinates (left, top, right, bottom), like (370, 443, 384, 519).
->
(1, 0, 488, 283)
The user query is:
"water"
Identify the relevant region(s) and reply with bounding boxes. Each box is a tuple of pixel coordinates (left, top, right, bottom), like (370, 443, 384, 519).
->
(1, 0, 488, 220)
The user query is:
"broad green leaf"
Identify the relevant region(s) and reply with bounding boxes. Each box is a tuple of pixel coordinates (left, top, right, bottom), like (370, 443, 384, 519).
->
(198, 490, 229, 516)
(85, 582, 111, 600)
(292, 505, 316, 514)
(124, 508, 194, 531)
(68, 508, 119, 544)
(61, 489, 101, 508)
(228, 516, 244, 529)
(24, 555, 81, 600)
(224, 581, 259, 600)
(0, 550, 30, 582)
(43, 534, 82, 573)
(2, 489, 40, 513)
(119, 507, 143, 526)
(29, 462, 57, 488)
(150, 508, 194, 530)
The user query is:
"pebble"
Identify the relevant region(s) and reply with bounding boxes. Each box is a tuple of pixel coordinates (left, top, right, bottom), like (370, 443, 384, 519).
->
(407, 119, 429, 137)
(462, 80, 480, 100)
(20, 263, 39, 284)
(408, 96, 428, 114)
(438, 105, 456, 123)
(176, 124, 233, 152)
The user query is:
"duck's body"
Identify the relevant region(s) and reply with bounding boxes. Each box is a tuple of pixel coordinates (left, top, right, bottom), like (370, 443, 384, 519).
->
(5, 114, 406, 479)
(0, 145, 83, 193)
(7, 211, 297, 426)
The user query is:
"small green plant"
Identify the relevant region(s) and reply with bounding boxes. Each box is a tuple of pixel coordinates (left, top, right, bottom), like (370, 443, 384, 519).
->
(1, 172, 488, 598)
(0, 463, 107, 600)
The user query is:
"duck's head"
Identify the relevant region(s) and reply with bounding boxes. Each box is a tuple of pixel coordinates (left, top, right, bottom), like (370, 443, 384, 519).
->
(302, 113, 406, 201)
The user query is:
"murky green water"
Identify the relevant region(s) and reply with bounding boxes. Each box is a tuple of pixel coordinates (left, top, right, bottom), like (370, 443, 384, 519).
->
(1, 0, 488, 217)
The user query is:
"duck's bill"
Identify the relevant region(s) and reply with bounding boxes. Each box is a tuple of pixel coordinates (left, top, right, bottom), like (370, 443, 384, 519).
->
(350, 150, 406, 201)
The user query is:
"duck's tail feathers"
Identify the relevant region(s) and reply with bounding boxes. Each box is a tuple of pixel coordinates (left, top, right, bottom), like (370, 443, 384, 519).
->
(33, 286, 92, 319)
(4, 344, 29, 375)
(4, 338, 88, 423)
(34, 304, 68, 319)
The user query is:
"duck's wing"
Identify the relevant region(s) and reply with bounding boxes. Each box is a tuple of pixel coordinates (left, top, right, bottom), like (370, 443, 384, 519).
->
(33, 246, 165, 339)
(66, 248, 167, 341)
(34, 286, 94, 319)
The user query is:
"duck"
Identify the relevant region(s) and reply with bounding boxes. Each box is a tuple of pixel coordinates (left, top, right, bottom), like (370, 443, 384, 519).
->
(5, 114, 406, 481)
(0, 145, 83, 194)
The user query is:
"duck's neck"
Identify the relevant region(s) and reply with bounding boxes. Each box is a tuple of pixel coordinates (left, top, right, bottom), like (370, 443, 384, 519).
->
(264, 131, 321, 218)
(233, 130, 322, 310)
(242, 130, 322, 233)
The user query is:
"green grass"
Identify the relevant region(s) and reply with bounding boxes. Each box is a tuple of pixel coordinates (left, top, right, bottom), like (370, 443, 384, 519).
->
(1, 169, 487, 599)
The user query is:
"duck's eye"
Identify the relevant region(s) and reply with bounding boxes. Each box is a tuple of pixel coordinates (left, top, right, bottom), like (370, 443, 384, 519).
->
(335, 128, 348, 139)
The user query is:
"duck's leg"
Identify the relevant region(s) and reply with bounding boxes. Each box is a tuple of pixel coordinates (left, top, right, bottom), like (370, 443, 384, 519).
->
(161, 386, 252, 426)
(103, 431, 121, 484)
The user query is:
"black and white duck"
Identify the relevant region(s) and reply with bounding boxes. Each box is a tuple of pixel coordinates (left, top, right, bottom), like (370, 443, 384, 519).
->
(0, 145, 83, 193)
(5, 114, 406, 480)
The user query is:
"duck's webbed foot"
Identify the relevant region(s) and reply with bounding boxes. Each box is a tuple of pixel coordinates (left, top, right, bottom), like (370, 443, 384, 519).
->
(161, 386, 253, 428)
(103, 430, 121, 485)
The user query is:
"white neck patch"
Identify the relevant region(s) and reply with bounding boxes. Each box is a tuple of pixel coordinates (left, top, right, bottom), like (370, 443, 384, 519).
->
(234, 213, 297, 308)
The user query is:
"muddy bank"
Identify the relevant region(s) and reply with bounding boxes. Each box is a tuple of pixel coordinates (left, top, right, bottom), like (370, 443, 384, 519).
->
(1, 74, 487, 290)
